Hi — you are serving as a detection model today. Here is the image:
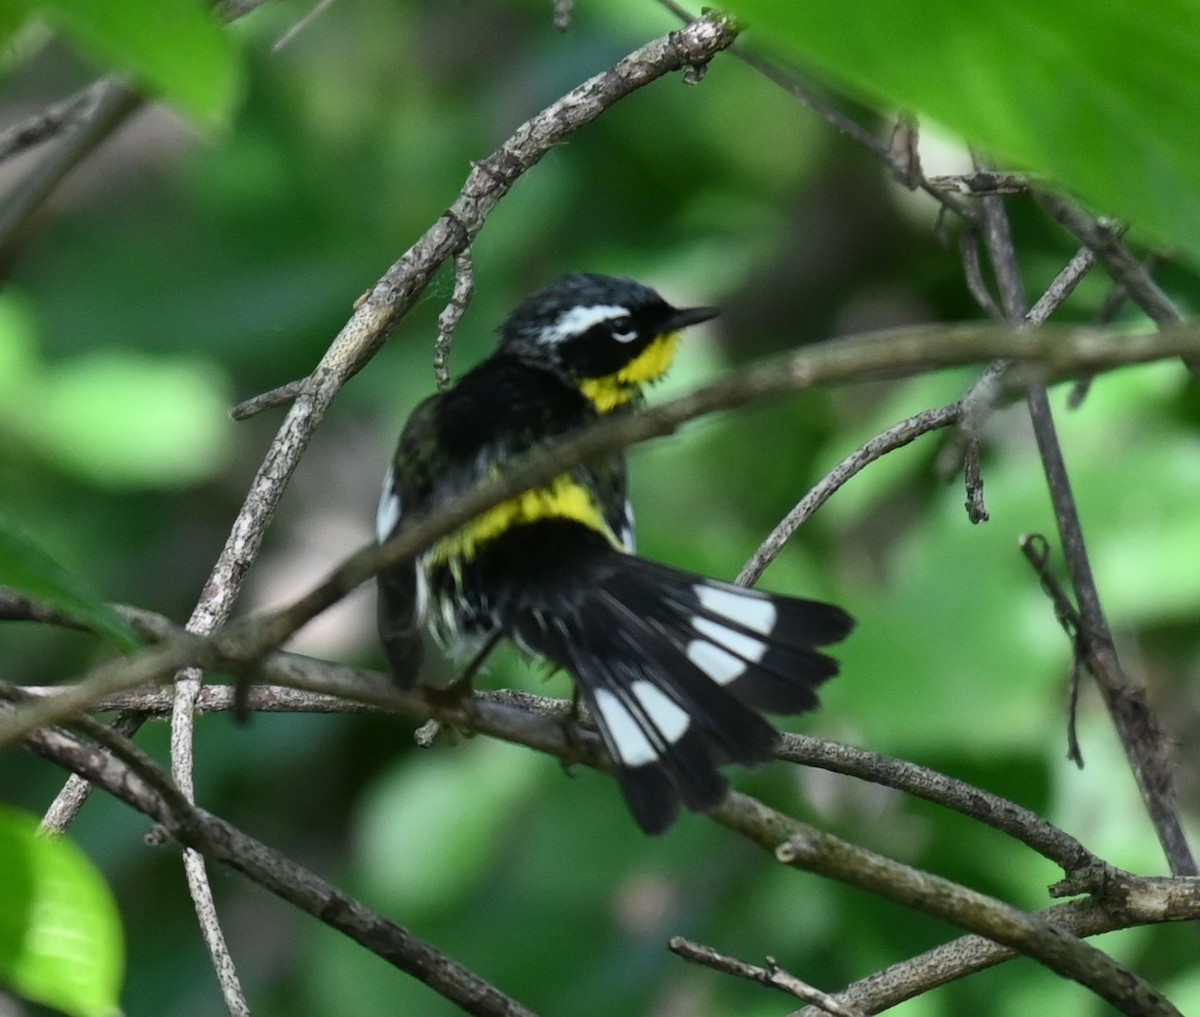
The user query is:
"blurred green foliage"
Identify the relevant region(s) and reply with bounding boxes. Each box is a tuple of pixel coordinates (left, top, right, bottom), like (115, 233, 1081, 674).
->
(1, 1, 1199, 1015)
(6, 0, 239, 126)
(732, 0, 1200, 272)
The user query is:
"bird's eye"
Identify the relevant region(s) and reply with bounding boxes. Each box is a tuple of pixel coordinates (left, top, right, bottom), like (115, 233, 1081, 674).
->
(609, 318, 637, 343)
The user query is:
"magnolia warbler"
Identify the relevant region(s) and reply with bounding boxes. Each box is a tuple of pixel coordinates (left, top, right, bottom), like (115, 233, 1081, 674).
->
(376, 273, 853, 833)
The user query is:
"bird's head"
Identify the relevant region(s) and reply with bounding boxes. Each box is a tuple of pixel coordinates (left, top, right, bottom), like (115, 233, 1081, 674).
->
(497, 273, 718, 413)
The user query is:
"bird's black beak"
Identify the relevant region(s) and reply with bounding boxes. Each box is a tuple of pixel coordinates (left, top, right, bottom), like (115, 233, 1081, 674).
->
(666, 305, 720, 331)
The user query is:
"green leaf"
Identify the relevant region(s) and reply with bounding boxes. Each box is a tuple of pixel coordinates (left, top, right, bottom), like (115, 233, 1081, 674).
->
(30, 0, 241, 127)
(355, 738, 544, 918)
(0, 807, 125, 1017)
(0, 508, 141, 652)
(728, 0, 1200, 269)
(30, 351, 233, 488)
(0, 9, 27, 54)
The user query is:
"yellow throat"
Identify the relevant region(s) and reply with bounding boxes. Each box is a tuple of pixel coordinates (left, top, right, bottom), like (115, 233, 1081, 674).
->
(578, 331, 681, 413)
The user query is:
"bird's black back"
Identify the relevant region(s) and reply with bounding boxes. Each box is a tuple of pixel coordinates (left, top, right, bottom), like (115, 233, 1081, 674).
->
(392, 354, 628, 524)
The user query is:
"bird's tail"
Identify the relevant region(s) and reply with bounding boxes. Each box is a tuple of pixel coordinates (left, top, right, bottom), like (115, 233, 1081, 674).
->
(505, 549, 854, 834)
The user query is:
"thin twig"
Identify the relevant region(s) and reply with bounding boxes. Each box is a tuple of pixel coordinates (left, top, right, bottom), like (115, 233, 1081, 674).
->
(977, 185, 1027, 320)
(433, 247, 475, 391)
(273, 0, 337, 51)
(978, 184, 1199, 879)
(19, 683, 380, 716)
(737, 402, 962, 587)
(22, 722, 539, 1017)
(716, 792, 1182, 1017)
(959, 230, 1003, 321)
(789, 887, 1200, 1017)
(1029, 379, 1196, 875)
(951, 238, 1098, 508)
(7, 320, 1200, 745)
(653, 0, 979, 224)
(0, 80, 143, 253)
(152, 22, 744, 994)
(668, 937, 865, 1016)
(230, 378, 306, 420)
(1069, 252, 1166, 408)
(1034, 192, 1184, 331)
(1027, 246, 1096, 327)
(0, 82, 102, 162)
(962, 436, 989, 522)
(925, 171, 1034, 197)
(41, 714, 145, 834)
(776, 733, 1097, 874)
(1019, 534, 1088, 766)
(17, 673, 1200, 1017)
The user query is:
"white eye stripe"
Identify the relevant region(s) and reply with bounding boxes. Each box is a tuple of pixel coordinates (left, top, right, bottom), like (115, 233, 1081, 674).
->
(694, 585, 777, 635)
(539, 304, 631, 345)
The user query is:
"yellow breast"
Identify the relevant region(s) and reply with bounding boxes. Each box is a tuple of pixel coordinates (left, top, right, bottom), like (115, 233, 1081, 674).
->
(430, 474, 621, 565)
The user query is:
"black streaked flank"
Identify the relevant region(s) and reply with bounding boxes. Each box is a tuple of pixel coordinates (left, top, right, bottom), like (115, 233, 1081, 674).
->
(376, 273, 853, 834)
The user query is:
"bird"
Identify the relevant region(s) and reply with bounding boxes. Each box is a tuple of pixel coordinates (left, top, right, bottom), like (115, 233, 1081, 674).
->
(375, 272, 853, 834)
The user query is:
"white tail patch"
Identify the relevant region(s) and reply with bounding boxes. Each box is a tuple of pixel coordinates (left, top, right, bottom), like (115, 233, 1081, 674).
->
(376, 468, 401, 542)
(693, 617, 767, 664)
(632, 680, 690, 743)
(686, 639, 746, 686)
(695, 585, 777, 635)
(594, 682, 690, 767)
(594, 688, 655, 766)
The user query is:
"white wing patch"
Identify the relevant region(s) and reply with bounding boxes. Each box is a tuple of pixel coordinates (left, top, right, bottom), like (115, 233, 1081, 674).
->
(376, 467, 401, 543)
(695, 585, 777, 635)
(693, 616, 767, 664)
(594, 682, 690, 767)
(620, 499, 636, 553)
(414, 564, 429, 625)
(540, 304, 629, 345)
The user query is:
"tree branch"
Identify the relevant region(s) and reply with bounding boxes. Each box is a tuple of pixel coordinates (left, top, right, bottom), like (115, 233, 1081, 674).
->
(791, 888, 1200, 1017)
(146, 20, 743, 983)
(775, 734, 1097, 875)
(976, 188, 1199, 880)
(737, 403, 962, 587)
(5, 321, 1200, 746)
(714, 792, 1182, 1017)
(1034, 191, 1183, 331)
(668, 937, 866, 1016)
(14, 629, 1200, 1015)
(21, 722, 538, 1017)
(0, 79, 142, 252)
